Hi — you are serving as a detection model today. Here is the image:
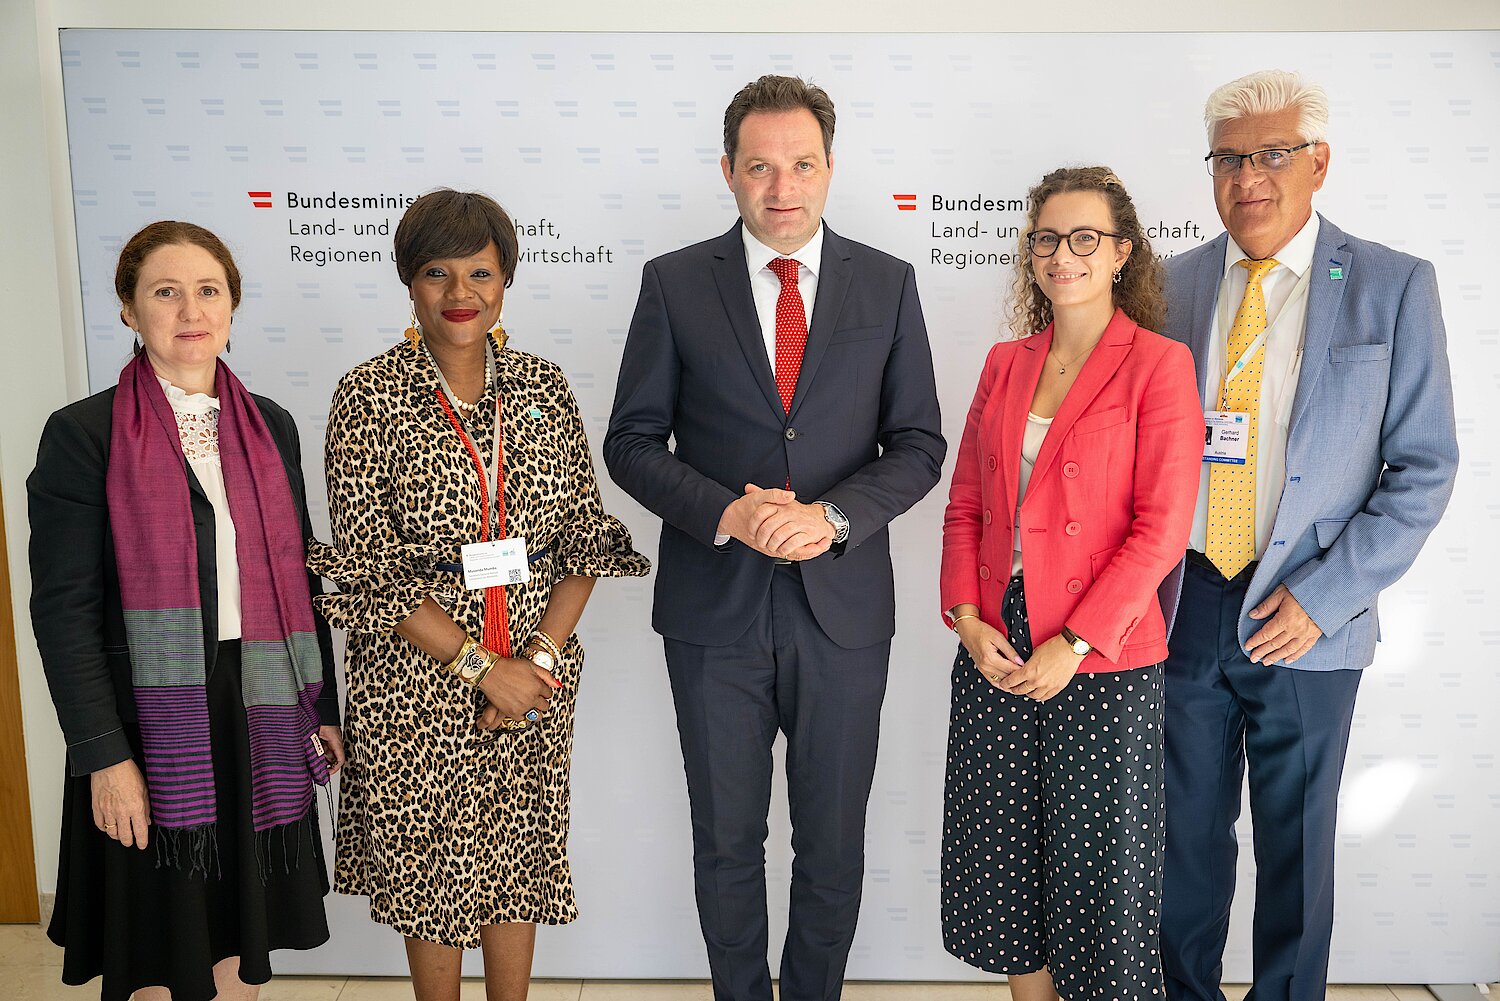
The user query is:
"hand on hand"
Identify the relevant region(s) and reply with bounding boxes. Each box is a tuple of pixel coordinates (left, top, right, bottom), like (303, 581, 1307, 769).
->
(477, 657, 561, 731)
(999, 634, 1084, 701)
(1246, 584, 1323, 665)
(317, 725, 346, 775)
(955, 616, 1026, 689)
(91, 758, 151, 850)
(719, 483, 832, 560)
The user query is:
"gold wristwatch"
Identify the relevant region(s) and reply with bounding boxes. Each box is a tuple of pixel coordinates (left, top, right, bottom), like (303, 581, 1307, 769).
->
(1060, 625, 1092, 657)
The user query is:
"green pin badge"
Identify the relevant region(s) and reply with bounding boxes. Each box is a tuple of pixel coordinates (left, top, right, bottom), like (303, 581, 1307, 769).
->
(527, 406, 543, 419)
(1328, 266, 1344, 280)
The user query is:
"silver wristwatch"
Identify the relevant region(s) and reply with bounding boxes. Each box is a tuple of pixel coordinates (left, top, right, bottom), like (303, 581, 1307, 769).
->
(815, 501, 850, 544)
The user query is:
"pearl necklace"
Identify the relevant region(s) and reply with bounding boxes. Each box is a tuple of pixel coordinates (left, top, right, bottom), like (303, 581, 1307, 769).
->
(449, 349, 494, 415)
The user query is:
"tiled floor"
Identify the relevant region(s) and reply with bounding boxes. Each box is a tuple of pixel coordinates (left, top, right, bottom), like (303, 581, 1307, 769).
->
(0, 925, 1459, 1000)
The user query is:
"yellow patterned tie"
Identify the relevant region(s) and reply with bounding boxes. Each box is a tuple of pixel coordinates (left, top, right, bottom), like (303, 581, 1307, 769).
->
(1206, 257, 1279, 579)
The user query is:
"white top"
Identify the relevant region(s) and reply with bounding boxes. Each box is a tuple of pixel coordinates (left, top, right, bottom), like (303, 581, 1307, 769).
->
(1189, 213, 1319, 558)
(1012, 412, 1053, 576)
(741, 222, 824, 366)
(160, 377, 241, 640)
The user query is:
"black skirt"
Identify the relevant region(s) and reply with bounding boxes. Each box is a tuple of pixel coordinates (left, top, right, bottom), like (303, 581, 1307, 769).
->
(48, 640, 331, 1001)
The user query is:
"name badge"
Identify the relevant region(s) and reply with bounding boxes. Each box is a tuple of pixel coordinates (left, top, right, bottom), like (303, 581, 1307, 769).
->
(460, 537, 531, 589)
(1203, 410, 1250, 465)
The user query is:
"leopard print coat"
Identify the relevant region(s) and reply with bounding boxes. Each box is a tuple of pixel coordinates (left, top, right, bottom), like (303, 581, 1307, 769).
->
(310, 333, 648, 948)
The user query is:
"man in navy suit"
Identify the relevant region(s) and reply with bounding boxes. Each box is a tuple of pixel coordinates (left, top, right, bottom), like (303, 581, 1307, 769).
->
(1159, 70, 1459, 1001)
(604, 75, 944, 1001)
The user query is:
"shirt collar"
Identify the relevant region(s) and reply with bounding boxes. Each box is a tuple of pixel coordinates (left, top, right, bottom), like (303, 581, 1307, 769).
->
(742, 222, 824, 280)
(1222, 212, 1320, 279)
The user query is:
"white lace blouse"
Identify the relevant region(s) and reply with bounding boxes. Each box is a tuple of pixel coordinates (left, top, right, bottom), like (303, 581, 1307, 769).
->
(160, 377, 242, 640)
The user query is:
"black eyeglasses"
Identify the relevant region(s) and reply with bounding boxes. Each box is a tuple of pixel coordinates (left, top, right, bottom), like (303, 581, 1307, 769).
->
(1026, 228, 1124, 258)
(1204, 141, 1319, 177)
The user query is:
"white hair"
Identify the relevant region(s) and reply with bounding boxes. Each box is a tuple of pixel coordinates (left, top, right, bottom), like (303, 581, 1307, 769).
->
(1204, 69, 1329, 146)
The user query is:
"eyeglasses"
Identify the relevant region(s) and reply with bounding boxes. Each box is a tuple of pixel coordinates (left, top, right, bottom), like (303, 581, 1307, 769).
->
(1204, 141, 1319, 177)
(1025, 228, 1124, 258)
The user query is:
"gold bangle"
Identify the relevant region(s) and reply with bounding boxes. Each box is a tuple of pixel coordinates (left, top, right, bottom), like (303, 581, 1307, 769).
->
(950, 614, 980, 631)
(445, 636, 479, 675)
(471, 648, 501, 686)
(529, 629, 563, 662)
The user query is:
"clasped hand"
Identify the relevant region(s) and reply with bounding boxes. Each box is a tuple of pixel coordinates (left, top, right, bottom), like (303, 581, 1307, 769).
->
(477, 656, 560, 731)
(718, 483, 834, 561)
(956, 618, 1082, 702)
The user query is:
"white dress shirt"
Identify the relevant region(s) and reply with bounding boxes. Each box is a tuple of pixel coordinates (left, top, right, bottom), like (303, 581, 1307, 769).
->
(742, 222, 823, 364)
(160, 376, 242, 639)
(713, 223, 828, 546)
(1189, 213, 1320, 558)
(1011, 413, 1052, 576)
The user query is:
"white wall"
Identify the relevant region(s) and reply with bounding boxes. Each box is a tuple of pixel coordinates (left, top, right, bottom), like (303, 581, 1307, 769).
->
(7, 0, 1498, 971)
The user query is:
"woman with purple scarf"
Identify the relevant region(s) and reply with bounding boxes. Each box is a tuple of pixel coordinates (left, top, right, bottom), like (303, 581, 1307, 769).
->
(28, 221, 343, 1001)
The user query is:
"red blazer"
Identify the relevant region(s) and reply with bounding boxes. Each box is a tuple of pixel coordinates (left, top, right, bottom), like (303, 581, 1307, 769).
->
(940, 309, 1204, 672)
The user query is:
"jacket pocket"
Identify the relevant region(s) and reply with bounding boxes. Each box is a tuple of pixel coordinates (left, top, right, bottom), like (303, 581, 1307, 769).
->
(828, 323, 886, 346)
(1089, 544, 1122, 579)
(1314, 518, 1351, 549)
(1329, 343, 1391, 363)
(1072, 406, 1128, 435)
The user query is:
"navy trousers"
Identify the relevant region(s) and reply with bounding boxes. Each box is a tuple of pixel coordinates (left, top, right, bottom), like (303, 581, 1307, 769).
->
(664, 562, 891, 1001)
(1161, 557, 1362, 1001)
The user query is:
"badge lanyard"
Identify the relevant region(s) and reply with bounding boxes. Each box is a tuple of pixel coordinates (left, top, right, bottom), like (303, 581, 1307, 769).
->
(427, 341, 512, 658)
(1215, 263, 1312, 412)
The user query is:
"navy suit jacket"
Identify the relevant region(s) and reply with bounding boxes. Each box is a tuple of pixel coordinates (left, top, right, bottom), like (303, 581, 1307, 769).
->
(604, 221, 945, 649)
(1159, 213, 1459, 671)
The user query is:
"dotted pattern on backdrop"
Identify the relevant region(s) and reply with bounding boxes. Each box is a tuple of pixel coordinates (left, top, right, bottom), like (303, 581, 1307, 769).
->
(56, 28, 1499, 984)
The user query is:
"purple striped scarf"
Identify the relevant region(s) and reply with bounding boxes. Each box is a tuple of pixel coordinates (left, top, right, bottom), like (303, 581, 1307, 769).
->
(106, 354, 328, 849)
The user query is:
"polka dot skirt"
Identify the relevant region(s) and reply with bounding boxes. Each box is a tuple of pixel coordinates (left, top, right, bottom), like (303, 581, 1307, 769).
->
(942, 575, 1165, 999)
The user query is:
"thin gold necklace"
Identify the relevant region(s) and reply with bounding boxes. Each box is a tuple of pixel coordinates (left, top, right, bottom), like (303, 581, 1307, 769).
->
(1047, 343, 1093, 376)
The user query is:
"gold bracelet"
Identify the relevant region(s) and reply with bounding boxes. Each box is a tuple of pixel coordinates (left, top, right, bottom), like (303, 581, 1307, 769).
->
(445, 636, 479, 675)
(529, 629, 563, 662)
(471, 648, 501, 686)
(950, 614, 980, 631)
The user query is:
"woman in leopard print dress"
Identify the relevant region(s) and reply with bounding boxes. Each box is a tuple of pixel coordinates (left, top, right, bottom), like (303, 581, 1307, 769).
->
(309, 189, 648, 1000)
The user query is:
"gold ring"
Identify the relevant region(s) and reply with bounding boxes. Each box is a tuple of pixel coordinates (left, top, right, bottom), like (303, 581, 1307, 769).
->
(105, 822, 117, 829)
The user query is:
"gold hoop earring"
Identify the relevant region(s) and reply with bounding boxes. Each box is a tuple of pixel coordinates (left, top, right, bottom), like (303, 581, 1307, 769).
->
(404, 307, 421, 349)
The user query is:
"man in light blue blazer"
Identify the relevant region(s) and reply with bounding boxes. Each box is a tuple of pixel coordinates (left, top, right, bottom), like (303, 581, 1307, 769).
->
(1158, 70, 1459, 1001)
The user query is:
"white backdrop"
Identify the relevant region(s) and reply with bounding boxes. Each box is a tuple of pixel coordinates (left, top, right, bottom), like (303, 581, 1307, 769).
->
(57, 30, 1498, 983)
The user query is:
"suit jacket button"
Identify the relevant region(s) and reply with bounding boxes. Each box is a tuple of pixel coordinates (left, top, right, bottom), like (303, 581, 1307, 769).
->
(979, 565, 991, 580)
(785, 427, 798, 441)
(983, 509, 992, 525)
(1066, 578, 1083, 593)
(1063, 461, 1080, 478)
(986, 455, 997, 471)
(1065, 521, 1081, 536)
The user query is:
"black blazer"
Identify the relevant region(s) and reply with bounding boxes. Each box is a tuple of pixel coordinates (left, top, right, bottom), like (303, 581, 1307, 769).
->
(604, 222, 946, 649)
(27, 385, 338, 776)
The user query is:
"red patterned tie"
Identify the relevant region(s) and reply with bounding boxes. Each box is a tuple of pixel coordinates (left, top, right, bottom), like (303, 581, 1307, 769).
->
(768, 257, 807, 413)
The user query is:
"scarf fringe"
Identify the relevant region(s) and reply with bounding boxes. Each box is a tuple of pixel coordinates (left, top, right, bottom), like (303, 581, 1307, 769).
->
(154, 823, 220, 879)
(254, 810, 320, 882)
(152, 810, 319, 884)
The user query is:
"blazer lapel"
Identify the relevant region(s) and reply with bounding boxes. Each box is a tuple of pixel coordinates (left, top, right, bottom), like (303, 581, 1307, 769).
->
(1286, 213, 1350, 435)
(1187, 234, 1227, 401)
(710, 223, 784, 418)
(1001, 330, 1050, 528)
(788, 225, 852, 421)
(1030, 310, 1137, 485)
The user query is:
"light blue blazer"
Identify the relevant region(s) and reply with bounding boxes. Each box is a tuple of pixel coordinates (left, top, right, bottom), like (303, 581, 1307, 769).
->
(1159, 213, 1459, 671)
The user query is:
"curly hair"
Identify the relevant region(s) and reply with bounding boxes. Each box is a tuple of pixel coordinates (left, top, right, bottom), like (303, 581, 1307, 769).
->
(1007, 166, 1166, 338)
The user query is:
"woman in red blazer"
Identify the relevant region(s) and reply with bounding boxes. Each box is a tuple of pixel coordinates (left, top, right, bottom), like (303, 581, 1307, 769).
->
(939, 167, 1204, 1001)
